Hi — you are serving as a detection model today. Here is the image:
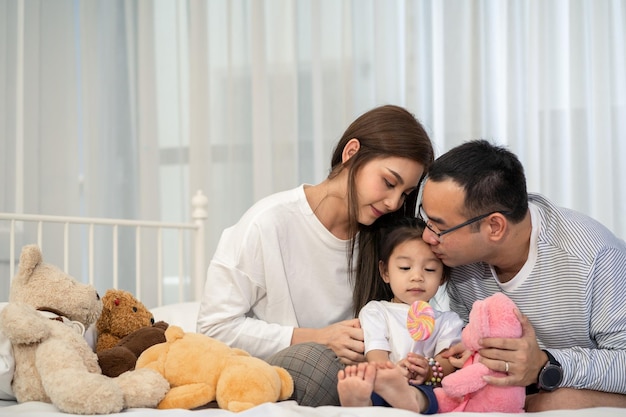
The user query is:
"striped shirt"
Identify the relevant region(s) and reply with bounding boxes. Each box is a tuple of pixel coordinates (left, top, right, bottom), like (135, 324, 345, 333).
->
(447, 193, 626, 394)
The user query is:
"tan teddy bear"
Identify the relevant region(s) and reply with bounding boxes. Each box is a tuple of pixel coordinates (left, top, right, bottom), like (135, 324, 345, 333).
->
(0, 245, 170, 414)
(136, 325, 294, 412)
(95, 289, 168, 377)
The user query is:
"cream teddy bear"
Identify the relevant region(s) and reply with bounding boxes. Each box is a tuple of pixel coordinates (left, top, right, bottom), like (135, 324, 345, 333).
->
(0, 244, 169, 414)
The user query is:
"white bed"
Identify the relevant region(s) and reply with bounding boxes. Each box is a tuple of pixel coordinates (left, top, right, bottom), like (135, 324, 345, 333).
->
(0, 196, 624, 417)
(2, 400, 624, 417)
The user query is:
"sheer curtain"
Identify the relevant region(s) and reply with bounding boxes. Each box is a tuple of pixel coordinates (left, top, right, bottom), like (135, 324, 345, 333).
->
(1, 0, 624, 300)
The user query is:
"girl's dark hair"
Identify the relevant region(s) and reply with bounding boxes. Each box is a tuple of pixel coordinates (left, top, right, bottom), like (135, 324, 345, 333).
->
(327, 105, 434, 315)
(352, 216, 449, 316)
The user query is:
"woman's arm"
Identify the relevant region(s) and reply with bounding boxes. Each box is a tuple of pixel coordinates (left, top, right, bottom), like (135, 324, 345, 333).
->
(293, 320, 365, 365)
(197, 258, 295, 359)
(197, 219, 297, 359)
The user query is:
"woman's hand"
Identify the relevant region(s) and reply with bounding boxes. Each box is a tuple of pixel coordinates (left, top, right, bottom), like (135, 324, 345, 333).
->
(312, 319, 366, 365)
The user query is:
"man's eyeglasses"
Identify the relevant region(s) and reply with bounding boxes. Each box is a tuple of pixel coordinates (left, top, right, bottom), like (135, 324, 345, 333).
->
(418, 205, 511, 242)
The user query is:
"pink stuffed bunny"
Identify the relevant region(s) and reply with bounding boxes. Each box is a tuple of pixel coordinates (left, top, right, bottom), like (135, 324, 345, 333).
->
(435, 292, 525, 413)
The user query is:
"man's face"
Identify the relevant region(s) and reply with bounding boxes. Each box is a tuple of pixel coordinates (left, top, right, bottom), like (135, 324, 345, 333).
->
(420, 179, 487, 267)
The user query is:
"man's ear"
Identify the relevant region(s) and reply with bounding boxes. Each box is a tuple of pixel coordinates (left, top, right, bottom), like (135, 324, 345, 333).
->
(378, 260, 390, 283)
(342, 138, 361, 163)
(486, 213, 507, 241)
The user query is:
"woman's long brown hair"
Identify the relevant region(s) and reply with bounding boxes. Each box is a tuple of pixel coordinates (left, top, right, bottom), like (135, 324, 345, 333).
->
(325, 105, 434, 317)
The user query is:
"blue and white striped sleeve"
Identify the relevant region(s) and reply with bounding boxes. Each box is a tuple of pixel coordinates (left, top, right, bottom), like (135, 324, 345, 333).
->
(553, 246, 626, 393)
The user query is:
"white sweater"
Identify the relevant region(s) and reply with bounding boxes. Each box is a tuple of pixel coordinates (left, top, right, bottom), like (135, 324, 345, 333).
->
(197, 185, 355, 359)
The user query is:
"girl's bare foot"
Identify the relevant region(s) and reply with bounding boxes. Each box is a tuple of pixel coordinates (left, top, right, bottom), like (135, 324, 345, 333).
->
(337, 362, 376, 407)
(373, 361, 426, 412)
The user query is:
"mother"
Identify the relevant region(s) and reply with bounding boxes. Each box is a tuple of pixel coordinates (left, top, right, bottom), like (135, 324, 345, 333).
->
(197, 104, 434, 406)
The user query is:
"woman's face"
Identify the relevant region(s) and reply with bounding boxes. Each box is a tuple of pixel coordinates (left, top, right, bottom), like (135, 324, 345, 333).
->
(354, 156, 424, 226)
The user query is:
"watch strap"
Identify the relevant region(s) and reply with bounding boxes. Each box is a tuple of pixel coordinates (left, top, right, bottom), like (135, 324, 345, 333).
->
(543, 349, 561, 367)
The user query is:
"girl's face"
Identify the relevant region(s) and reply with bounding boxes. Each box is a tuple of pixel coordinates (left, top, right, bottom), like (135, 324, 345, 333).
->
(379, 238, 444, 305)
(354, 156, 424, 226)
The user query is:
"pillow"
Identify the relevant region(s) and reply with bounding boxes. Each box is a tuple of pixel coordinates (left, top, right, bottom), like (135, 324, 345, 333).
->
(151, 301, 200, 333)
(0, 302, 16, 400)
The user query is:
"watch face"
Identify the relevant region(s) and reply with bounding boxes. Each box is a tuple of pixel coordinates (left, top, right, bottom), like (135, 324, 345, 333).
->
(541, 365, 563, 390)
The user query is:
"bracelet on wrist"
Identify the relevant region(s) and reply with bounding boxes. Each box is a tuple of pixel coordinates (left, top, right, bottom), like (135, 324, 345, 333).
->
(425, 357, 444, 387)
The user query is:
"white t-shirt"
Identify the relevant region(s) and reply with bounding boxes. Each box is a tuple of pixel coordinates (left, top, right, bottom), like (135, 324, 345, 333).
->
(359, 300, 463, 363)
(197, 185, 355, 359)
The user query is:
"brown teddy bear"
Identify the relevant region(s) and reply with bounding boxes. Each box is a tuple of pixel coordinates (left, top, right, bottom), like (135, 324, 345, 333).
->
(136, 325, 294, 412)
(0, 244, 169, 414)
(96, 289, 168, 377)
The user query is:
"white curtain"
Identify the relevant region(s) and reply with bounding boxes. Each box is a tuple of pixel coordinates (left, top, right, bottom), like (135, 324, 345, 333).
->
(1, 0, 625, 299)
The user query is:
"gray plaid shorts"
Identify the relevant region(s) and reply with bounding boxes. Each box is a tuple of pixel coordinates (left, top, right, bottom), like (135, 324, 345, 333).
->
(266, 342, 344, 406)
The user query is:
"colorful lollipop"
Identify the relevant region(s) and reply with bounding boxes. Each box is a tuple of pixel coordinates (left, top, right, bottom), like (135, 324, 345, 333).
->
(407, 300, 435, 341)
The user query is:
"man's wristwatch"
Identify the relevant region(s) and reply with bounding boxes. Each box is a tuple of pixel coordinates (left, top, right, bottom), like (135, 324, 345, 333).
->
(537, 350, 563, 391)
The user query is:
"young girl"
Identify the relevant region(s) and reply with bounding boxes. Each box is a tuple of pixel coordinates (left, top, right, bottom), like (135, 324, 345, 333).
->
(338, 217, 464, 413)
(197, 105, 435, 406)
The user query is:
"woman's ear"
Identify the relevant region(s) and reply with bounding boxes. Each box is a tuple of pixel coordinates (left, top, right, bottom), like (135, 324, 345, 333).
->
(342, 138, 361, 163)
(378, 260, 390, 283)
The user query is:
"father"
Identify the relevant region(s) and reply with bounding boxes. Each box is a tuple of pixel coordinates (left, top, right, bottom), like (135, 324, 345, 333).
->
(419, 140, 626, 411)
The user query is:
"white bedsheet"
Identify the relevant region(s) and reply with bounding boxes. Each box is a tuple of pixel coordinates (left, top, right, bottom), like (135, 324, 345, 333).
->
(1, 400, 625, 417)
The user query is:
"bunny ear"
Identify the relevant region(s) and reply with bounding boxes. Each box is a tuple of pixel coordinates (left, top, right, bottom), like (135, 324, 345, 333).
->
(487, 293, 523, 338)
(471, 298, 491, 338)
(462, 296, 495, 351)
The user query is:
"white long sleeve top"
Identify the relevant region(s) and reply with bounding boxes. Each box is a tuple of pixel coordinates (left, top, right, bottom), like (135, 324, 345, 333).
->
(197, 185, 355, 359)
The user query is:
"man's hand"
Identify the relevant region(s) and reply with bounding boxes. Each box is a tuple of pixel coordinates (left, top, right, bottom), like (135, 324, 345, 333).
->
(478, 310, 546, 386)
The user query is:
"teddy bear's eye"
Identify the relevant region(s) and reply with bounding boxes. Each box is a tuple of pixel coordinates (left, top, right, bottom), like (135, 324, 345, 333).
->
(132, 307, 138, 312)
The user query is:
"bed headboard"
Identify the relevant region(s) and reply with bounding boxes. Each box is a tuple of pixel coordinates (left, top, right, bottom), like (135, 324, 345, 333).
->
(0, 190, 208, 308)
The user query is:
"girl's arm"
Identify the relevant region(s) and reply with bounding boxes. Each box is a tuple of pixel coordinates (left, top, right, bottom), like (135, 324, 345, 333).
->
(365, 349, 391, 364)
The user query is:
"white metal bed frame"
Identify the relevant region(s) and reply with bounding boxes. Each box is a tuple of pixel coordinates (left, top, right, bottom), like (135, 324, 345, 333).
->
(0, 190, 208, 307)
